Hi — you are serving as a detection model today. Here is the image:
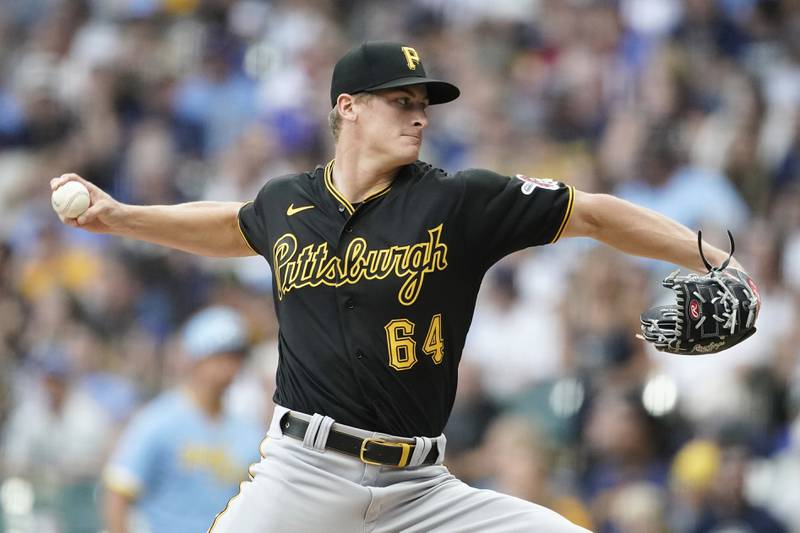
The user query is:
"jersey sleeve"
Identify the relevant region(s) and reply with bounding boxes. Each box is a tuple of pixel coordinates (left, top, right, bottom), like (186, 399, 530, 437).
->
(102, 406, 166, 499)
(454, 168, 574, 267)
(238, 181, 274, 257)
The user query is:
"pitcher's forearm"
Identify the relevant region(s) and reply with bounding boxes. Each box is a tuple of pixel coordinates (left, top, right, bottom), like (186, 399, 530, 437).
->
(601, 208, 740, 272)
(51, 174, 257, 257)
(566, 192, 743, 273)
(118, 202, 256, 258)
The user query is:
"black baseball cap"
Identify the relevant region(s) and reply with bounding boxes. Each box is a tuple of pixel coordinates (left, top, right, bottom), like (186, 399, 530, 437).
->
(330, 41, 460, 107)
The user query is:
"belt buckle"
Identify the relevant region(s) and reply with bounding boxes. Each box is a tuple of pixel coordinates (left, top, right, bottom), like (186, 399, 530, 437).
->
(359, 438, 412, 468)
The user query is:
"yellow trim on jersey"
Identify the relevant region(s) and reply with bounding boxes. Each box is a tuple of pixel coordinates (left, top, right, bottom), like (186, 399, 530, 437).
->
(323, 159, 393, 213)
(324, 160, 354, 215)
(364, 184, 392, 202)
(237, 202, 259, 255)
(551, 185, 575, 243)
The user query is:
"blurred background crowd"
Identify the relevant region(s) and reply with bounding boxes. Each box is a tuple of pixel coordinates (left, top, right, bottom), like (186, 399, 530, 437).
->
(1, 0, 800, 531)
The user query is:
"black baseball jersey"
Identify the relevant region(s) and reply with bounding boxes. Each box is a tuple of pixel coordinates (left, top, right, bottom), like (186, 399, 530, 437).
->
(238, 160, 574, 437)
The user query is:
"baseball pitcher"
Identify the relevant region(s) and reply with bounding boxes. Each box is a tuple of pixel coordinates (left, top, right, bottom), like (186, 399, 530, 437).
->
(53, 42, 759, 532)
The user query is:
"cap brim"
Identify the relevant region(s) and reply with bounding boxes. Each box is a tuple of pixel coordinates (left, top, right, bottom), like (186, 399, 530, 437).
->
(365, 76, 460, 105)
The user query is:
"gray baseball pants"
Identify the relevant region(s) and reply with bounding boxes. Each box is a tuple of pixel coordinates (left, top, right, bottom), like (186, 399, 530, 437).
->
(209, 405, 590, 532)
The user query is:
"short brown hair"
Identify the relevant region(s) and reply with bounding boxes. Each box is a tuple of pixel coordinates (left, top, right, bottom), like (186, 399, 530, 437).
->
(328, 93, 372, 141)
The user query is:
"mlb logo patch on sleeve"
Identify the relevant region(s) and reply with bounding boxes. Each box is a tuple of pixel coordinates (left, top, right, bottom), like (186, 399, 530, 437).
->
(515, 174, 560, 195)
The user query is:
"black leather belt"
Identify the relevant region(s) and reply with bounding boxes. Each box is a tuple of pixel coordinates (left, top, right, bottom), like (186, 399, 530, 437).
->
(280, 413, 439, 468)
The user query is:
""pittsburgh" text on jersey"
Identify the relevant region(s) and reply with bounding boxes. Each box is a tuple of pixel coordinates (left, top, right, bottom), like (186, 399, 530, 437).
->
(273, 225, 448, 306)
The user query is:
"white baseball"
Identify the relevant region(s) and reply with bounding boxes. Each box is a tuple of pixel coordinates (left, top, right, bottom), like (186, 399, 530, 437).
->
(51, 181, 91, 219)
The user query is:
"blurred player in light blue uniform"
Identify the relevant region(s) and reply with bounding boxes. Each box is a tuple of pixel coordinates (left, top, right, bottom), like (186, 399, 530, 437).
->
(102, 307, 265, 533)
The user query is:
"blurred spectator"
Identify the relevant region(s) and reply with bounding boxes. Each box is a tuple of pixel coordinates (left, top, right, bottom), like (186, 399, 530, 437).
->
(563, 248, 651, 381)
(16, 221, 101, 303)
(171, 31, 258, 157)
(464, 263, 566, 399)
(0, 241, 24, 429)
(102, 306, 263, 533)
(615, 124, 750, 239)
(481, 415, 594, 531)
(2, 53, 76, 149)
(607, 482, 669, 533)
(582, 390, 672, 531)
(670, 439, 723, 532)
(442, 361, 499, 484)
(1, 345, 114, 532)
(747, 415, 800, 531)
(774, 119, 800, 193)
(689, 432, 788, 533)
(118, 119, 184, 206)
(225, 298, 281, 427)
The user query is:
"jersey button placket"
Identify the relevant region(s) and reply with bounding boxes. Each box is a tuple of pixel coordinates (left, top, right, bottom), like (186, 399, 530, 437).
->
(345, 298, 355, 310)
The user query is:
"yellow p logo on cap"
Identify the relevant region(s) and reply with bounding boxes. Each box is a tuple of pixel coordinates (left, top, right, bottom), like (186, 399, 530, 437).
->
(401, 46, 421, 70)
